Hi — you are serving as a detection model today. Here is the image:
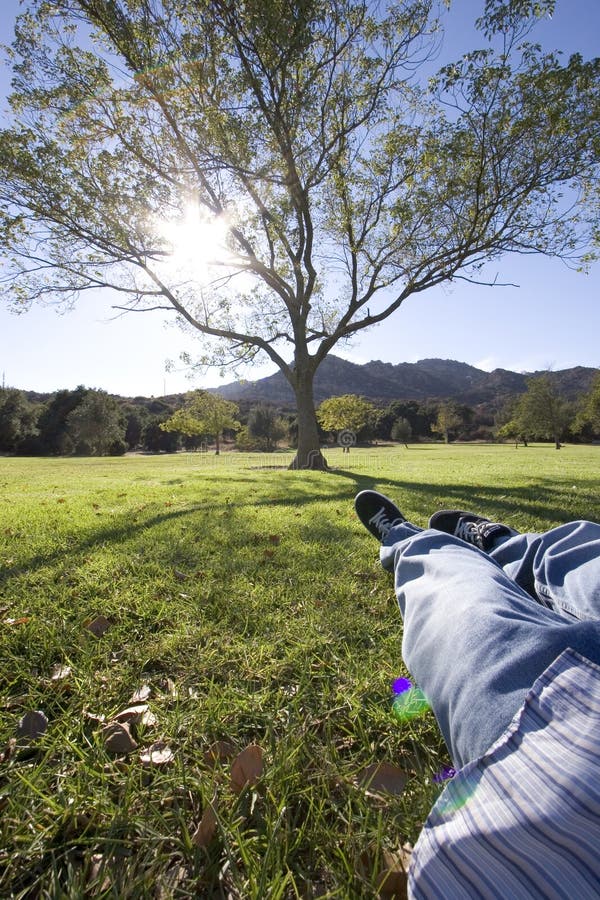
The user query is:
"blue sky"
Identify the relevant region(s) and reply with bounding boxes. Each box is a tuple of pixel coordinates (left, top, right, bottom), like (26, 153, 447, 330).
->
(1, 0, 599, 397)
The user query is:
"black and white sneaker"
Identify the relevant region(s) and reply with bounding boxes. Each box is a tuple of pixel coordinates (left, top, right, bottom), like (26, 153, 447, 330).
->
(354, 490, 406, 541)
(428, 509, 512, 552)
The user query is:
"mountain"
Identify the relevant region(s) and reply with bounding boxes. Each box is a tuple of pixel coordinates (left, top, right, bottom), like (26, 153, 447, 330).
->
(212, 356, 597, 408)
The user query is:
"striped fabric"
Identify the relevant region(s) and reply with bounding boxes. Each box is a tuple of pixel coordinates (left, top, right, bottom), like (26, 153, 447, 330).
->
(409, 649, 600, 898)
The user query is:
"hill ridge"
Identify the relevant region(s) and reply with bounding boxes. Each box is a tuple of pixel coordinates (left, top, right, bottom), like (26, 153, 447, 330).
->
(209, 356, 597, 407)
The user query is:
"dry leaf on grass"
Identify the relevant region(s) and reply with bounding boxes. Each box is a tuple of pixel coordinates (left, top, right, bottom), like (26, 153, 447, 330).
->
(191, 795, 218, 847)
(376, 845, 412, 899)
(164, 678, 179, 699)
(84, 615, 111, 637)
(131, 684, 152, 702)
(113, 704, 149, 724)
(204, 740, 237, 766)
(83, 710, 106, 725)
(141, 710, 158, 727)
(101, 722, 138, 754)
(4, 616, 32, 627)
(377, 867, 407, 899)
(230, 744, 264, 794)
(359, 844, 412, 900)
(50, 664, 72, 681)
(17, 710, 48, 740)
(356, 762, 408, 797)
(140, 741, 174, 767)
(87, 852, 107, 886)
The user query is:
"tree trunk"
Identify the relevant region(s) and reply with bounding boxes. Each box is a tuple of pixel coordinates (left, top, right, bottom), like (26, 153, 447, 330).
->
(289, 370, 328, 470)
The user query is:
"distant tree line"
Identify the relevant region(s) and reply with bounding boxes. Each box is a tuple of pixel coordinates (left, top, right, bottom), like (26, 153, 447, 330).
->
(0, 386, 296, 456)
(1, 373, 599, 456)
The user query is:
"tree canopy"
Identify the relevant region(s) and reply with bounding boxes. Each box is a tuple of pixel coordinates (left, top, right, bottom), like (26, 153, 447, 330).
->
(1, 0, 599, 466)
(160, 390, 240, 453)
(431, 400, 463, 443)
(0, 388, 39, 453)
(317, 394, 376, 437)
(500, 373, 572, 448)
(65, 389, 127, 455)
(575, 372, 600, 437)
(247, 404, 287, 452)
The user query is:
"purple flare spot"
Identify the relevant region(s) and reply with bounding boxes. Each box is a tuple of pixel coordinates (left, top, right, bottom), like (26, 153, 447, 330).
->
(433, 765, 457, 783)
(392, 676, 412, 695)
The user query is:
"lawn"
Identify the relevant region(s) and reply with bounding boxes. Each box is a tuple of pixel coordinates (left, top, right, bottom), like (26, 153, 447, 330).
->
(1, 444, 599, 898)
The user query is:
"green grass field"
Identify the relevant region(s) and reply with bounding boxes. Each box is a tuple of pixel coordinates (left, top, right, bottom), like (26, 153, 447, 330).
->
(1, 444, 599, 898)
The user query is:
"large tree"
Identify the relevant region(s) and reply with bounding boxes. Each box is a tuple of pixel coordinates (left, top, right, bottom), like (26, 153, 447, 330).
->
(65, 388, 127, 454)
(507, 374, 572, 449)
(0, 0, 599, 468)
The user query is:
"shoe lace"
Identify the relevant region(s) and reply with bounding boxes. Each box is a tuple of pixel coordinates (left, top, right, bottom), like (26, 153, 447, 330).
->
(368, 507, 403, 537)
(455, 519, 485, 548)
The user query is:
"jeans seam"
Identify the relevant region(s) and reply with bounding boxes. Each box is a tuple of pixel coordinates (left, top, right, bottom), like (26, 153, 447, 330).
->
(535, 580, 588, 620)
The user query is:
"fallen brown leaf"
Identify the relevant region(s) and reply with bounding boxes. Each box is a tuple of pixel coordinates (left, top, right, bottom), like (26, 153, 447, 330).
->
(203, 740, 237, 766)
(50, 664, 72, 681)
(356, 762, 408, 797)
(101, 722, 138, 754)
(376, 846, 412, 899)
(131, 684, 152, 702)
(17, 710, 48, 740)
(140, 741, 174, 767)
(141, 710, 158, 727)
(84, 615, 111, 637)
(230, 744, 263, 794)
(4, 616, 32, 627)
(191, 795, 218, 847)
(113, 704, 149, 724)
(377, 867, 407, 899)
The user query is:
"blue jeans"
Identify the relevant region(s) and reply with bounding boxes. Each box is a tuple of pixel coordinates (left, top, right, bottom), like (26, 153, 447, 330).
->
(380, 522, 600, 768)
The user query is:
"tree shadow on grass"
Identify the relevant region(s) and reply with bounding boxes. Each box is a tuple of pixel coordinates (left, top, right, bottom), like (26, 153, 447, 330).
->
(2, 471, 597, 589)
(331, 470, 599, 528)
(0, 480, 381, 588)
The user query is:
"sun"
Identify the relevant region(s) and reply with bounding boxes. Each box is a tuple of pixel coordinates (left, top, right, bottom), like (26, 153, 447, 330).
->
(158, 202, 234, 282)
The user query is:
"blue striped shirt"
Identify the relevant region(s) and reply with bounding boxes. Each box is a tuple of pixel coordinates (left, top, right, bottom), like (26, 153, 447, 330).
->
(410, 649, 600, 898)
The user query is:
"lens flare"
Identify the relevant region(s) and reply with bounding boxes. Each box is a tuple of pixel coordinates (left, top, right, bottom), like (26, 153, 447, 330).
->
(433, 765, 457, 783)
(391, 676, 430, 721)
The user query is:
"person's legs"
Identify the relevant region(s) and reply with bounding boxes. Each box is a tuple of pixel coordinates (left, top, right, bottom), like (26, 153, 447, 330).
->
(428, 509, 600, 619)
(489, 521, 600, 619)
(380, 526, 600, 768)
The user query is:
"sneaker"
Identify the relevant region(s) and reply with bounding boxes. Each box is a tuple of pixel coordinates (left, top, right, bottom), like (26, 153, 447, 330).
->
(354, 490, 406, 541)
(428, 509, 511, 552)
